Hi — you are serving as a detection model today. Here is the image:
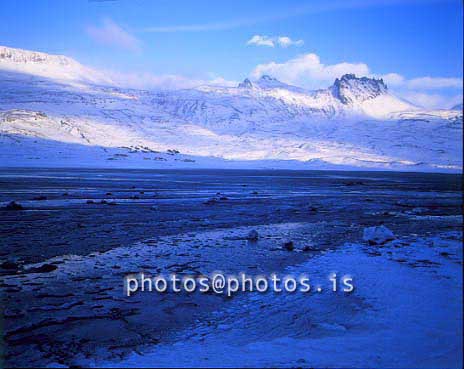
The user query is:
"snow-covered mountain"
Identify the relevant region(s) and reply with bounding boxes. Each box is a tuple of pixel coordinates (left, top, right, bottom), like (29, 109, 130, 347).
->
(0, 46, 461, 172)
(0, 46, 111, 85)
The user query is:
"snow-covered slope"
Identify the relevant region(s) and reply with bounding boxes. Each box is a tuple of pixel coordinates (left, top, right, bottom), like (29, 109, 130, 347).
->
(0, 46, 462, 172)
(0, 46, 111, 85)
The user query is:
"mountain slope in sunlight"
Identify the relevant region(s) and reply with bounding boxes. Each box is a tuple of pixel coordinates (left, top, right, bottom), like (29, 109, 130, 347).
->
(0, 46, 461, 172)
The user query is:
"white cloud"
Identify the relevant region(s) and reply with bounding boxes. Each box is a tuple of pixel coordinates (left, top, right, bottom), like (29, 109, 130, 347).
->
(379, 74, 462, 90)
(400, 91, 463, 109)
(382, 75, 463, 108)
(246, 35, 304, 48)
(105, 70, 236, 90)
(86, 19, 142, 52)
(251, 53, 369, 88)
(247, 35, 275, 47)
(276, 36, 304, 48)
(249, 53, 462, 108)
(406, 77, 462, 89)
(380, 73, 405, 86)
(207, 76, 238, 87)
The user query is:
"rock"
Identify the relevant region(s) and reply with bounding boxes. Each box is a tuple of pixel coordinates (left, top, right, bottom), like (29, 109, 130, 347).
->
(395, 200, 414, 208)
(86, 200, 94, 204)
(1, 260, 20, 270)
(150, 205, 158, 210)
(363, 225, 395, 245)
(25, 263, 58, 274)
(283, 240, 294, 251)
(5, 201, 23, 210)
(247, 230, 259, 241)
(203, 198, 218, 205)
(318, 322, 348, 332)
(302, 245, 317, 252)
(219, 196, 229, 201)
(410, 207, 426, 214)
(344, 181, 364, 186)
(108, 201, 117, 206)
(33, 195, 47, 200)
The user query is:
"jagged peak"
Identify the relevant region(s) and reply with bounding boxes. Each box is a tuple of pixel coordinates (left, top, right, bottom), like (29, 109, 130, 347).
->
(238, 75, 289, 90)
(259, 75, 278, 82)
(254, 74, 302, 91)
(238, 78, 253, 89)
(238, 74, 308, 94)
(338, 73, 386, 87)
(331, 74, 388, 104)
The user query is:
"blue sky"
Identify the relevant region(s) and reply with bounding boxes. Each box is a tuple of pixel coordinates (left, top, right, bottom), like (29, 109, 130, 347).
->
(1, 0, 462, 107)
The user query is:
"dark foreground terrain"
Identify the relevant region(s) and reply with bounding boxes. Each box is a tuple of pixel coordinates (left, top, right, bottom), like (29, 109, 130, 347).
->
(0, 168, 462, 367)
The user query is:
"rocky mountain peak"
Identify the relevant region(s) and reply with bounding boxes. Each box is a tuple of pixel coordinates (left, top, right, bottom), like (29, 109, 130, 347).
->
(238, 78, 253, 89)
(254, 75, 298, 90)
(259, 75, 277, 82)
(331, 74, 388, 104)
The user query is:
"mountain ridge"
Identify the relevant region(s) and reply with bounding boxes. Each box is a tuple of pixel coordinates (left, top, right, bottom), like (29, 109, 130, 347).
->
(0, 46, 461, 172)
(0, 45, 409, 104)
(0, 45, 111, 85)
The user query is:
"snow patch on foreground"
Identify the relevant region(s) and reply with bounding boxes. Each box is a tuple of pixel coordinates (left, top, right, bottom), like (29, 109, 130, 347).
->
(98, 232, 462, 368)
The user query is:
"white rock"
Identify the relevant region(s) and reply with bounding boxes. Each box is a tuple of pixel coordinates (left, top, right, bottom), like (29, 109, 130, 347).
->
(363, 225, 395, 245)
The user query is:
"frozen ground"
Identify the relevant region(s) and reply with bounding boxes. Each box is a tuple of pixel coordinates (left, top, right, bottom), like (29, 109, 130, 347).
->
(102, 232, 462, 368)
(0, 169, 462, 367)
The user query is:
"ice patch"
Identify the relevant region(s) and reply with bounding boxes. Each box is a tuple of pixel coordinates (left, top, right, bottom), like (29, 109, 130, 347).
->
(363, 225, 395, 245)
(98, 232, 462, 368)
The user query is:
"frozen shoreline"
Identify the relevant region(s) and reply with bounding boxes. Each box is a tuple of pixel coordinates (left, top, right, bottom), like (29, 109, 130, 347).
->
(99, 232, 463, 368)
(1, 169, 462, 367)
